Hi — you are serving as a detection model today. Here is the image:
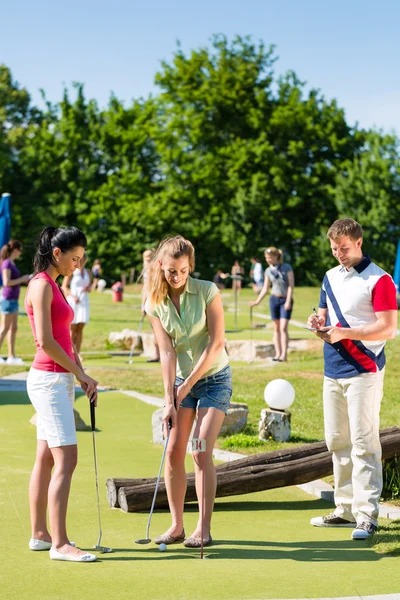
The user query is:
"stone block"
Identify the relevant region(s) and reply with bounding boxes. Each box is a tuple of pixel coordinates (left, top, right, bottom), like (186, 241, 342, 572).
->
(225, 339, 275, 362)
(220, 401, 249, 435)
(258, 407, 291, 442)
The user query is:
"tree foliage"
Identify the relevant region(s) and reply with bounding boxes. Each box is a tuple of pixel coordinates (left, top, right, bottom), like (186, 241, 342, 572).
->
(0, 37, 399, 283)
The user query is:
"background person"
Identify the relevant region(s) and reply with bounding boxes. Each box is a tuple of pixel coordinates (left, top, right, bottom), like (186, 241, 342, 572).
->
(62, 252, 91, 359)
(250, 247, 294, 362)
(308, 218, 397, 540)
(230, 259, 244, 293)
(141, 249, 160, 362)
(250, 256, 264, 293)
(0, 240, 31, 364)
(145, 235, 232, 548)
(25, 226, 98, 562)
(213, 269, 229, 290)
(91, 258, 102, 291)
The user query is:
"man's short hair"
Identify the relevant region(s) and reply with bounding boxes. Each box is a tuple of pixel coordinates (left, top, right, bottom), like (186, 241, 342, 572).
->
(327, 219, 363, 241)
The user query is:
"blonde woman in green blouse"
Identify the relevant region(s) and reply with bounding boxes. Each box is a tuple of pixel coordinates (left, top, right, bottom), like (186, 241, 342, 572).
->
(145, 236, 232, 548)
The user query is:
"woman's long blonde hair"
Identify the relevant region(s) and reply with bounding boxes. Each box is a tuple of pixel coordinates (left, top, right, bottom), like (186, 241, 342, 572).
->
(147, 236, 195, 305)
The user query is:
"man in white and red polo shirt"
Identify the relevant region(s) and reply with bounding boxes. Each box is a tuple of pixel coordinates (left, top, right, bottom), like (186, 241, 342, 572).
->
(308, 218, 397, 540)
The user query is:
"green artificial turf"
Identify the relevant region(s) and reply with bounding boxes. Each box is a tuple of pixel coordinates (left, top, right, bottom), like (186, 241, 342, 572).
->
(0, 390, 399, 600)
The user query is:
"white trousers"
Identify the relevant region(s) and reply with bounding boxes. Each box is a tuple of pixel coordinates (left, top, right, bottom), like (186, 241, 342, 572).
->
(323, 369, 384, 526)
(27, 368, 77, 448)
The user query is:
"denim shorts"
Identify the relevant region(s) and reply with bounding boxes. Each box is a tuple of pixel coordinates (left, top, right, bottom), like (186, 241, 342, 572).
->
(0, 298, 19, 314)
(177, 364, 232, 415)
(269, 295, 293, 320)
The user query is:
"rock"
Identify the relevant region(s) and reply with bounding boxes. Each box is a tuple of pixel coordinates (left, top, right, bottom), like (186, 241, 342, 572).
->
(225, 339, 275, 362)
(152, 408, 165, 445)
(258, 408, 291, 442)
(108, 329, 143, 351)
(141, 332, 158, 358)
(29, 409, 90, 432)
(220, 402, 249, 435)
(225, 338, 311, 362)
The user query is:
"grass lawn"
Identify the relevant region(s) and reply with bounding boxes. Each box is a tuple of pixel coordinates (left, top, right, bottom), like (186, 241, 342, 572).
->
(1, 389, 399, 600)
(4, 283, 400, 463)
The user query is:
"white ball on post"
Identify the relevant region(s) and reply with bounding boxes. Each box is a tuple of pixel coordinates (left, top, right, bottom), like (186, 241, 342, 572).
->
(264, 378, 295, 411)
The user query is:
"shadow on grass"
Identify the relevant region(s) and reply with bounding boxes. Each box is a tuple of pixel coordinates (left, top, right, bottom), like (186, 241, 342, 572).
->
(0, 391, 31, 405)
(93, 538, 382, 562)
(133, 498, 332, 515)
(183, 498, 331, 513)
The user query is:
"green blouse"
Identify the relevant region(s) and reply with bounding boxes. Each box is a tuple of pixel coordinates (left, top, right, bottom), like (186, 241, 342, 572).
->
(145, 277, 229, 379)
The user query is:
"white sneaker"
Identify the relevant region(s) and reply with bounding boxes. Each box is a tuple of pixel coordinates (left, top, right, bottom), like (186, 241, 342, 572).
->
(351, 521, 378, 540)
(6, 357, 25, 365)
(50, 547, 96, 562)
(310, 513, 356, 527)
(0, 357, 5, 364)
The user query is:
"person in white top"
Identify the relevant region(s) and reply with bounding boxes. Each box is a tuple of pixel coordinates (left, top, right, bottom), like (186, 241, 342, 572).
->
(62, 253, 91, 356)
(250, 257, 264, 293)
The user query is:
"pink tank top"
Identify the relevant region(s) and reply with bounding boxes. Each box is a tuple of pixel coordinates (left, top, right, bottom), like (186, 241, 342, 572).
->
(25, 272, 76, 372)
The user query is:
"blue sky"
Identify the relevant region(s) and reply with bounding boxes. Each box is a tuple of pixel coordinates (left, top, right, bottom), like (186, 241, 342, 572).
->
(2, 0, 400, 134)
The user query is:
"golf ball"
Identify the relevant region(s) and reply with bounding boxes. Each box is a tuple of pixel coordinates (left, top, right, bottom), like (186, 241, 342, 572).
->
(159, 543, 167, 552)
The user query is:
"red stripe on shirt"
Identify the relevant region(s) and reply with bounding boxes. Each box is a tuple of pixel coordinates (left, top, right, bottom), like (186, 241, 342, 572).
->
(372, 274, 398, 311)
(336, 323, 377, 373)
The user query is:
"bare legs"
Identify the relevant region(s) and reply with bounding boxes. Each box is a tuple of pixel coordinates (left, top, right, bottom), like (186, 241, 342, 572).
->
(0, 313, 18, 358)
(29, 441, 54, 542)
(162, 407, 225, 540)
(272, 318, 290, 361)
(163, 408, 196, 536)
(29, 441, 88, 557)
(191, 408, 225, 539)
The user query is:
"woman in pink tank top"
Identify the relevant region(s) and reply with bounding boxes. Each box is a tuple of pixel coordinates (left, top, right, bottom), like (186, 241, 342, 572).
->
(25, 226, 98, 563)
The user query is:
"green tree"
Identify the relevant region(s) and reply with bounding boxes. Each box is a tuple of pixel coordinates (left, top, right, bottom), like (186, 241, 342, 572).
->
(331, 130, 400, 273)
(151, 36, 360, 282)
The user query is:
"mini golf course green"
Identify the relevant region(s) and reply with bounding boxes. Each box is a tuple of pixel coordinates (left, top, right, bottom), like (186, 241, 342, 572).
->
(0, 390, 399, 600)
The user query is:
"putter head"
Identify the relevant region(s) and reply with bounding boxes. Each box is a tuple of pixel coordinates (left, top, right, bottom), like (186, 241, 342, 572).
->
(94, 544, 113, 553)
(135, 538, 151, 545)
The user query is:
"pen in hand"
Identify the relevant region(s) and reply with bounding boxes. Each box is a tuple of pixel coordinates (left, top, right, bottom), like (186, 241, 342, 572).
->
(312, 306, 321, 330)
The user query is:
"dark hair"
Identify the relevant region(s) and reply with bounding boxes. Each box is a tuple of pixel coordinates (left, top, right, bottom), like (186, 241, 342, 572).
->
(33, 226, 87, 273)
(0, 239, 23, 261)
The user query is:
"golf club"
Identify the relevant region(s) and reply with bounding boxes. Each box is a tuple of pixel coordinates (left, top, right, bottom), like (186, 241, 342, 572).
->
(89, 395, 113, 553)
(191, 437, 207, 559)
(128, 313, 146, 364)
(197, 439, 206, 560)
(135, 397, 175, 545)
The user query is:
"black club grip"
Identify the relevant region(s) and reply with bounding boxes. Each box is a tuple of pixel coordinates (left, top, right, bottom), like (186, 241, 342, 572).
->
(90, 395, 96, 431)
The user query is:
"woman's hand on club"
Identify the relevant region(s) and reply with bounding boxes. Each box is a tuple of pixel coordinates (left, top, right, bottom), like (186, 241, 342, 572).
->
(162, 403, 176, 437)
(79, 372, 98, 405)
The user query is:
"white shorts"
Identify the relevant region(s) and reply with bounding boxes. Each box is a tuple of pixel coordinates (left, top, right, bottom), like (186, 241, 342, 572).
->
(27, 368, 77, 448)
